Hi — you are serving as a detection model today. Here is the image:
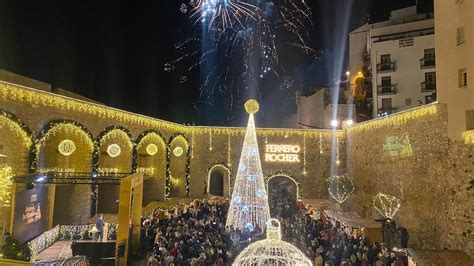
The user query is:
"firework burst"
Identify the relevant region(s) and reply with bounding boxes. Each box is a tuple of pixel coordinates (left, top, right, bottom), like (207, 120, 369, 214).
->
(167, 0, 318, 123)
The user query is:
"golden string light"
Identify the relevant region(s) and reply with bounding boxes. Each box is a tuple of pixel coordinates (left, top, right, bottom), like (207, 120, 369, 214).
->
(0, 115, 32, 149)
(191, 130, 195, 159)
(303, 134, 307, 175)
(99, 129, 133, 150)
(319, 132, 323, 154)
(348, 104, 438, 133)
(227, 134, 232, 167)
(0, 83, 186, 133)
(0, 165, 13, 207)
(462, 130, 474, 144)
(209, 131, 213, 151)
(336, 138, 341, 166)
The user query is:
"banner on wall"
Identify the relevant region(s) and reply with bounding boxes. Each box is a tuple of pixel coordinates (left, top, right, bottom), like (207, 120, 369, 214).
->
(13, 187, 49, 243)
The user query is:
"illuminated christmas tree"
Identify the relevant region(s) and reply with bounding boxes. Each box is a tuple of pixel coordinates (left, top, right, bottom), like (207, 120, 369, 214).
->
(226, 100, 270, 231)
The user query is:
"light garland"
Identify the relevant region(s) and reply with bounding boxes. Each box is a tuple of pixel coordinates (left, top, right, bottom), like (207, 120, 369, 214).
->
(107, 144, 122, 157)
(0, 111, 33, 149)
(98, 168, 119, 175)
(0, 83, 186, 133)
(336, 138, 341, 165)
(191, 131, 195, 159)
(58, 139, 76, 156)
(373, 192, 401, 219)
(348, 104, 439, 133)
(99, 129, 133, 150)
(0, 165, 13, 207)
(462, 130, 474, 144)
(303, 134, 307, 175)
(209, 131, 213, 151)
(136, 167, 155, 176)
(319, 132, 323, 154)
(227, 134, 232, 167)
(327, 174, 355, 204)
(38, 168, 75, 176)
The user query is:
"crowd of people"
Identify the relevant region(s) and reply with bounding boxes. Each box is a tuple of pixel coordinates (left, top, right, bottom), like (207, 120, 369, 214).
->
(141, 198, 263, 265)
(140, 196, 410, 266)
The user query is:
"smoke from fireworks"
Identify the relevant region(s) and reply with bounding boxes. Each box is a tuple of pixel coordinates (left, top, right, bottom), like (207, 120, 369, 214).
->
(166, 0, 317, 123)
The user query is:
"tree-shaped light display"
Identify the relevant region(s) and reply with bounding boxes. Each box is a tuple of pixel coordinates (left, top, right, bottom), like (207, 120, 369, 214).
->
(226, 100, 270, 231)
(373, 192, 401, 219)
(327, 174, 355, 204)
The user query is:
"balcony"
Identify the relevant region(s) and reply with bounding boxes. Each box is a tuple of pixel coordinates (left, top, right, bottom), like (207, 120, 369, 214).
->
(420, 57, 436, 69)
(377, 62, 396, 72)
(377, 84, 398, 95)
(421, 82, 436, 92)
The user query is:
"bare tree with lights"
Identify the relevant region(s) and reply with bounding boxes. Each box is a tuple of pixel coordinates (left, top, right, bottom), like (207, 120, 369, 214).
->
(226, 100, 270, 231)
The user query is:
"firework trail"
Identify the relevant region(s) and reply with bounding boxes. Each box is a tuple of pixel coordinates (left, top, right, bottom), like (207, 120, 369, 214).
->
(166, 0, 317, 123)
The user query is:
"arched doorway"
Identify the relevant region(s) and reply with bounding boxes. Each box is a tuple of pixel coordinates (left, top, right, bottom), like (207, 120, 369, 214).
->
(267, 174, 299, 218)
(207, 165, 230, 197)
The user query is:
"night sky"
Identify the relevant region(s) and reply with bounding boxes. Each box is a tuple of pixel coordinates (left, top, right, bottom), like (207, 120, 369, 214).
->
(0, 0, 431, 127)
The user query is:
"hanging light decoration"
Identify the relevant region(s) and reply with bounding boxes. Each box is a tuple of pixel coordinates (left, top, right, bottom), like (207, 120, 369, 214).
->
(173, 146, 184, 157)
(327, 174, 355, 204)
(58, 139, 76, 156)
(107, 144, 121, 158)
(373, 192, 401, 219)
(146, 143, 158, 156)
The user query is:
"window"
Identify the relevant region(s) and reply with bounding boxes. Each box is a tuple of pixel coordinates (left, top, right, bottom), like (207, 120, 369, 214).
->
(381, 54, 391, 64)
(381, 77, 391, 86)
(405, 98, 412, 106)
(424, 48, 435, 60)
(459, 68, 468, 87)
(425, 72, 436, 84)
(457, 25, 465, 46)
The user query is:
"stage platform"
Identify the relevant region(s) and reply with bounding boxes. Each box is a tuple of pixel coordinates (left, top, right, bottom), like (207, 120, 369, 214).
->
(36, 241, 73, 261)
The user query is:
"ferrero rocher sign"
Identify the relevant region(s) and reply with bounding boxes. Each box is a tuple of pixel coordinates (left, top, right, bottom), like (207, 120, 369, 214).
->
(265, 144, 301, 163)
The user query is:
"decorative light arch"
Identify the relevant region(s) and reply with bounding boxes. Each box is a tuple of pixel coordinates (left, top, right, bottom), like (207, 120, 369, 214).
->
(205, 163, 231, 197)
(265, 171, 301, 200)
(93, 126, 133, 173)
(133, 130, 167, 172)
(30, 120, 94, 174)
(166, 133, 191, 199)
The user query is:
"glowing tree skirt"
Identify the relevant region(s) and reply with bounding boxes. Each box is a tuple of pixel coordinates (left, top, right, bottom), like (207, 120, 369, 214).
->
(373, 192, 401, 219)
(233, 219, 312, 266)
(226, 101, 270, 231)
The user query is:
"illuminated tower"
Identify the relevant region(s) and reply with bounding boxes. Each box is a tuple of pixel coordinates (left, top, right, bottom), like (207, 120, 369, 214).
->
(226, 100, 270, 231)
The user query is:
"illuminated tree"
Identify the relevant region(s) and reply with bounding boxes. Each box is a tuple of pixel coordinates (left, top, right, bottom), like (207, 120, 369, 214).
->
(226, 100, 270, 231)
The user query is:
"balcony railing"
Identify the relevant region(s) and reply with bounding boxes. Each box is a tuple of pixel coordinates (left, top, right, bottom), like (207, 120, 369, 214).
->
(377, 84, 398, 95)
(420, 57, 436, 69)
(377, 61, 396, 72)
(421, 81, 436, 92)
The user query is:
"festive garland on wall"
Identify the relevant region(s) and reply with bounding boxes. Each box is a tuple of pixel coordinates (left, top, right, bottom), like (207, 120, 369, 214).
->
(203, 163, 232, 195)
(265, 170, 302, 200)
(29, 120, 94, 174)
(0, 108, 34, 150)
(91, 126, 134, 216)
(133, 130, 167, 172)
(166, 133, 191, 199)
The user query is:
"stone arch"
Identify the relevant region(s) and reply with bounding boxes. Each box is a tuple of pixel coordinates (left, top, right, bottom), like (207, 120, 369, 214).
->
(95, 126, 133, 214)
(0, 109, 33, 176)
(34, 120, 95, 225)
(266, 171, 301, 217)
(135, 130, 167, 203)
(167, 134, 190, 198)
(35, 120, 94, 173)
(0, 109, 33, 233)
(206, 164, 231, 197)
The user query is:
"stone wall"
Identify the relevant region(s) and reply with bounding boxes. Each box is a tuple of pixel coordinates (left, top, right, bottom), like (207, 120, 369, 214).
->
(346, 103, 473, 256)
(0, 82, 344, 228)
